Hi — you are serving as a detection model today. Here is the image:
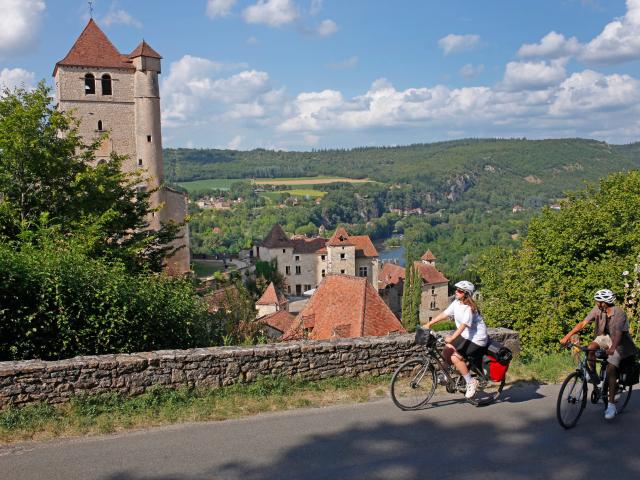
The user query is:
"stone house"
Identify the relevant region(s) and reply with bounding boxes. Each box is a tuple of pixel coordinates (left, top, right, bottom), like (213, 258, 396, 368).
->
(53, 19, 189, 275)
(253, 225, 379, 296)
(255, 282, 288, 319)
(378, 250, 449, 322)
(282, 275, 405, 340)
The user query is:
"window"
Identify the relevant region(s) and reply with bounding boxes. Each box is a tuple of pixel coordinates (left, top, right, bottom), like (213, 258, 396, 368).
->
(84, 73, 95, 95)
(282, 249, 286, 253)
(431, 286, 435, 295)
(340, 269, 345, 274)
(321, 269, 326, 278)
(287, 285, 291, 294)
(358, 266, 368, 277)
(295, 266, 301, 275)
(304, 284, 311, 291)
(101, 74, 112, 95)
(138, 158, 143, 167)
(295, 255, 300, 262)
(340, 253, 345, 260)
(97, 120, 103, 131)
(321, 255, 326, 261)
(430, 300, 437, 310)
(147, 135, 152, 143)
(285, 266, 291, 275)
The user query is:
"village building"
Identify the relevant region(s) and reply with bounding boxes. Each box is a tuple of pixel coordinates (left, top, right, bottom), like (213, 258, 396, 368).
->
(253, 225, 379, 296)
(255, 282, 289, 319)
(282, 275, 405, 341)
(258, 310, 297, 340)
(53, 19, 189, 274)
(378, 250, 449, 322)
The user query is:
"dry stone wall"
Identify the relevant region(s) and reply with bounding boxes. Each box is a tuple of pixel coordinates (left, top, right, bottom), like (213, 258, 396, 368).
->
(0, 328, 519, 409)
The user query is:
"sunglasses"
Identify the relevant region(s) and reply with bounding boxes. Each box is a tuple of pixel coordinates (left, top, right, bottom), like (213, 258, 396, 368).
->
(456, 288, 466, 294)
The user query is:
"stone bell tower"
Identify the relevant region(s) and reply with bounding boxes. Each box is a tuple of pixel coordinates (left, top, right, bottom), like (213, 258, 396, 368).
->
(53, 19, 190, 274)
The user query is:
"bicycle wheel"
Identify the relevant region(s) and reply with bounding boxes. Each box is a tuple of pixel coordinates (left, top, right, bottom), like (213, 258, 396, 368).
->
(390, 357, 436, 410)
(556, 371, 587, 429)
(468, 375, 505, 406)
(603, 381, 632, 414)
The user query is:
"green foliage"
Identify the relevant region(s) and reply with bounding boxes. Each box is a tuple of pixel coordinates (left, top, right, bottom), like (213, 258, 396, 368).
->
(0, 229, 211, 361)
(401, 264, 421, 331)
(477, 171, 640, 355)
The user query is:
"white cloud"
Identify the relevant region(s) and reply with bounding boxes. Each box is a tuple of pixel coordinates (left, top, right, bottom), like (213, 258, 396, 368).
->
(227, 135, 243, 149)
(517, 31, 580, 58)
(102, 7, 143, 28)
(328, 56, 358, 70)
(580, 0, 640, 64)
(438, 34, 480, 55)
(316, 19, 338, 37)
(0, 67, 35, 91)
(0, 0, 45, 58)
(310, 0, 323, 15)
(459, 63, 484, 79)
(501, 59, 567, 91)
(242, 0, 299, 27)
(206, 0, 237, 18)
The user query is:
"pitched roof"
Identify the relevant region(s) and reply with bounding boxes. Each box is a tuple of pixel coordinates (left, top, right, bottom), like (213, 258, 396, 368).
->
(129, 40, 162, 59)
(421, 250, 436, 262)
(413, 261, 448, 285)
(378, 262, 406, 289)
(350, 235, 378, 257)
(203, 286, 241, 313)
(292, 237, 327, 254)
(282, 275, 405, 341)
(54, 19, 135, 74)
(259, 310, 296, 334)
(256, 282, 287, 306)
(261, 224, 293, 248)
(327, 227, 353, 247)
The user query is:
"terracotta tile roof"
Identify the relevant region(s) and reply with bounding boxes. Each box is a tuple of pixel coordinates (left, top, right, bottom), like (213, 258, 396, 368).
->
(256, 282, 287, 306)
(129, 40, 162, 59)
(282, 275, 404, 341)
(261, 224, 293, 248)
(327, 227, 353, 247)
(414, 261, 448, 285)
(350, 235, 378, 257)
(378, 262, 406, 289)
(259, 310, 296, 334)
(421, 250, 437, 261)
(54, 19, 135, 74)
(292, 237, 327, 254)
(203, 286, 240, 313)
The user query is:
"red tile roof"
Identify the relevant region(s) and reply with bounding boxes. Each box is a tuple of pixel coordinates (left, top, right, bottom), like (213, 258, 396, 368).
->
(129, 40, 162, 59)
(203, 286, 241, 313)
(256, 282, 287, 306)
(261, 224, 293, 248)
(283, 275, 404, 340)
(350, 235, 378, 257)
(259, 310, 296, 334)
(414, 261, 448, 285)
(54, 19, 135, 74)
(327, 227, 353, 246)
(379, 262, 406, 289)
(292, 237, 326, 254)
(421, 250, 436, 262)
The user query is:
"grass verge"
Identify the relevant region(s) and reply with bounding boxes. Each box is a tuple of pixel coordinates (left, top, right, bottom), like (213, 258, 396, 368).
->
(0, 352, 578, 445)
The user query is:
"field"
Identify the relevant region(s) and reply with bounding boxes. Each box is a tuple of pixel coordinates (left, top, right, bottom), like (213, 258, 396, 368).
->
(177, 176, 371, 193)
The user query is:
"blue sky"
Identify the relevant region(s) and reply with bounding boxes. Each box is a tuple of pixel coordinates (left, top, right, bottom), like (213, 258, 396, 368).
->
(2, 0, 640, 150)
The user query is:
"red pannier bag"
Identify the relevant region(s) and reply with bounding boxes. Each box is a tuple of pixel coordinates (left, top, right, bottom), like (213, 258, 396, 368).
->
(483, 354, 509, 382)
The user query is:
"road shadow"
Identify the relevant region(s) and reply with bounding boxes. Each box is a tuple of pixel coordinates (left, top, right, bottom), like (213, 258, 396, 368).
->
(100, 395, 640, 480)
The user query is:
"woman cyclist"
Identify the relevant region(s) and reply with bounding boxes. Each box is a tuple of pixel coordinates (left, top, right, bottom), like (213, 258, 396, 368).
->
(424, 280, 488, 399)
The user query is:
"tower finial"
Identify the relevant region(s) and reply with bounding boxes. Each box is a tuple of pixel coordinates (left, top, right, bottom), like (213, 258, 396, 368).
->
(88, 1, 94, 19)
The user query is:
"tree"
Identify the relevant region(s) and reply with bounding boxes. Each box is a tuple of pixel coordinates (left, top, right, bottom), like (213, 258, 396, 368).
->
(401, 263, 422, 331)
(0, 83, 181, 272)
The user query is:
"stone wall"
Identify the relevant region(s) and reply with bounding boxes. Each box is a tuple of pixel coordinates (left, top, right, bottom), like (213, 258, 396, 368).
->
(0, 328, 519, 409)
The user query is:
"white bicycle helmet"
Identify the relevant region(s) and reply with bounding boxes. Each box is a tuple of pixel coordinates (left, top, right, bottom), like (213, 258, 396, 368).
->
(454, 280, 475, 295)
(594, 289, 616, 304)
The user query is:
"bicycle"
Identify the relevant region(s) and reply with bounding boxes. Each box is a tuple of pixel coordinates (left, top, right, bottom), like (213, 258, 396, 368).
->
(556, 343, 633, 429)
(390, 327, 506, 410)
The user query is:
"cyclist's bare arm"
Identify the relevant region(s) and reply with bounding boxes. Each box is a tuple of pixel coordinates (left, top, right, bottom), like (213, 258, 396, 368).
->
(445, 323, 467, 344)
(560, 319, 590, 345)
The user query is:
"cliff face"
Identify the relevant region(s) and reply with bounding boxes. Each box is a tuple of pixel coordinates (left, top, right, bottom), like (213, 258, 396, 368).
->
(444, 173, 475, 202)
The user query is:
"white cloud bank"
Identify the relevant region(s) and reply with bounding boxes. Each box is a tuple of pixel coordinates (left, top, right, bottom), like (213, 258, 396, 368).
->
(102, 7, 143, 28)
(0, 0, 45, 58)
(242, 0, 299, 27)
(0, 67, 36, 91)
(206, 0, 237, 18)
(438, 34, 480, 55)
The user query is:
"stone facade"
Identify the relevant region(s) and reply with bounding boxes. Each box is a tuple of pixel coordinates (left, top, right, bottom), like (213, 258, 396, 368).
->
(419, 283, 450, 323)
(0, 329, 519, 409)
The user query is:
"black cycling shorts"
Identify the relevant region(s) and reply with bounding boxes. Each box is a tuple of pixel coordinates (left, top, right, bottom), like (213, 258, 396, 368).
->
(451, 336, 486, 362)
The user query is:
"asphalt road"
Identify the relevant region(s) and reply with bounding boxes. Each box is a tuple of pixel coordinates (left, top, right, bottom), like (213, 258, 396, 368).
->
(1, 383, 639, 480)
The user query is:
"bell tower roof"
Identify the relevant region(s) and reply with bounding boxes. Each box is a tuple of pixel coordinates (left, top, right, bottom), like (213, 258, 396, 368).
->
(53, 19, 134, 75)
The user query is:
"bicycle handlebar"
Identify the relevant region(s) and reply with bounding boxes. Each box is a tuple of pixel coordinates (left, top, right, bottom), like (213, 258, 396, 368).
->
(563, 343, 607, 357)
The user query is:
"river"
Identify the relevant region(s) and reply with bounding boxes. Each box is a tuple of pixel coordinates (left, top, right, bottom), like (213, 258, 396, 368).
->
(375, 243, 405, 266)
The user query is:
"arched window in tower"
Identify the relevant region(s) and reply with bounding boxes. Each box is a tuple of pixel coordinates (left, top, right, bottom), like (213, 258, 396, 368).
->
(84, 73, 95, 95)
(97, 120, 103, 131)
(101, 74, 112, 96)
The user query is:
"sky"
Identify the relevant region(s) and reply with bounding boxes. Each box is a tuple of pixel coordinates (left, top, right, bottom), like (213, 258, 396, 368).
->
(2, 0, 640, 150)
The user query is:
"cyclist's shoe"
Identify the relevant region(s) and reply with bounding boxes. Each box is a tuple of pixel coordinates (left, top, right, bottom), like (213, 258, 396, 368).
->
(604, 403, 617, 420)
(465, 379, 478, 399)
